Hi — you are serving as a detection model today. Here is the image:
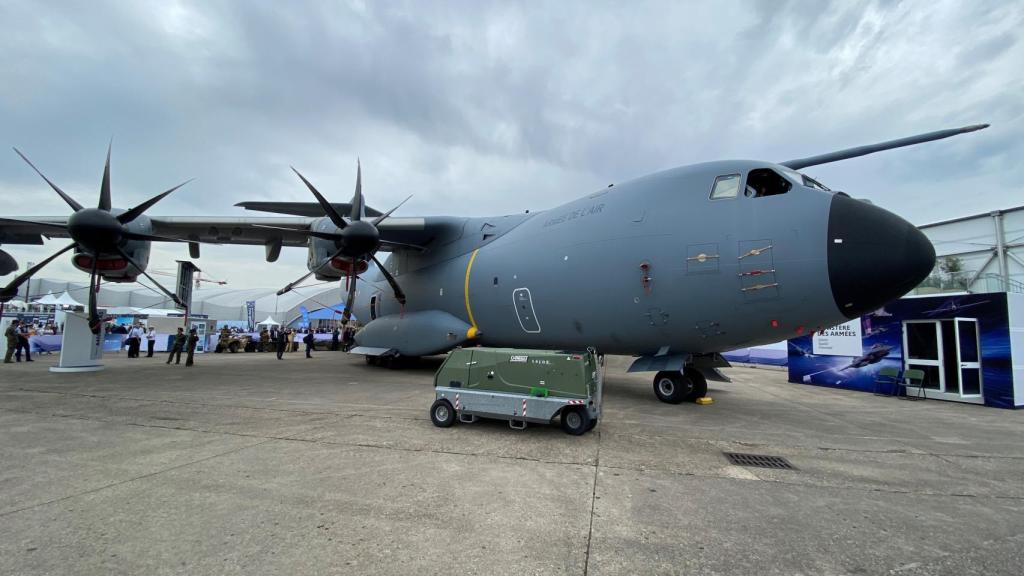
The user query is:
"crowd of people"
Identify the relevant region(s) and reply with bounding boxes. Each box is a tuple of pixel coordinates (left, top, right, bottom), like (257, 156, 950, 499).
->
(3, 319, 61, 363)
(5, 319, 356, 367)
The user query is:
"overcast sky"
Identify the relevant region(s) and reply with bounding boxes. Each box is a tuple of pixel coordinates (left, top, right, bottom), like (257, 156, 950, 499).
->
(1, 0, 1021, 290)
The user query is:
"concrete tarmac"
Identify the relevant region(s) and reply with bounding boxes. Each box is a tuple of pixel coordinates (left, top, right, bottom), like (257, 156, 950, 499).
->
(1, 350, 1023, 575)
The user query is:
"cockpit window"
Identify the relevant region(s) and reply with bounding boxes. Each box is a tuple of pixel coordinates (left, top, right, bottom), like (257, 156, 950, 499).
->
(744, 168, 792, 198)
(709, 174, 741, 200)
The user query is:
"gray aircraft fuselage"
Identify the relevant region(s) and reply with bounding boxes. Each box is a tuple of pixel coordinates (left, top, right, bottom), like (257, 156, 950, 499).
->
(349, 159, 934, 359)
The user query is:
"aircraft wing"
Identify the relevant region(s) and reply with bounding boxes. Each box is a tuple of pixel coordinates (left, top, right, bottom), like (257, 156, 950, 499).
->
(0, 214, 440, 251)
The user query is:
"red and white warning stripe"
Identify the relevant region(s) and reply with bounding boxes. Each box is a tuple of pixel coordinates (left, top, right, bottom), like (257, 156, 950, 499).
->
(454, 393, 461, 411)
(521, 398, 527, 418)
(566, 399, 586, 405)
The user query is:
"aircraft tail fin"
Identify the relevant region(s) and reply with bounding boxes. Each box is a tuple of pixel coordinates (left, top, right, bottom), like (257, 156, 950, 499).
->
(781, 124, 988, 170)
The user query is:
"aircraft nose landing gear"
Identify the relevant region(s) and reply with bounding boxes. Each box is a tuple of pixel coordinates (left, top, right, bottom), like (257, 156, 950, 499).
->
(653, 367, 708, 404)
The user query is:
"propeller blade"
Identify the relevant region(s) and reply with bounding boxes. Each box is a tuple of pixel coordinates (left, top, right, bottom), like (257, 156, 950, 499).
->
(252, 224, 343, 242)
(117, 179, 194, 224)
(0, 217, 68, 233)
(0, 242, 77, 302)
(276, 243, 350, 295)
(291, 167, 348, 230)
(88, 258, 102, 334)
(350, 160, 365, 221)
(99, 140, 112, 211)
(370, 253, 406, 306)
(342, 258, 359, 325)
(379, 239, 426, 252)
(114, 246, 184, 308)
(276, 269, 317, 297)
(13, 148, 83, 212)
(371, 194, 412, 226)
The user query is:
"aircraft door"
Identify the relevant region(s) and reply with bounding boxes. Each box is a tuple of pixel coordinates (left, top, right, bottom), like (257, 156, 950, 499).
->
(512, 288, 541, 333)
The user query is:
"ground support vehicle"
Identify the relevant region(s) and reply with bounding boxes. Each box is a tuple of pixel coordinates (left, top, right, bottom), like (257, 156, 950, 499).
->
(430, 347, 602, 435)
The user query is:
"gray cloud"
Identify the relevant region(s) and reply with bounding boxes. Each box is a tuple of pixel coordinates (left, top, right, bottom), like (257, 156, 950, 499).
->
(1, 0, 1021, 287)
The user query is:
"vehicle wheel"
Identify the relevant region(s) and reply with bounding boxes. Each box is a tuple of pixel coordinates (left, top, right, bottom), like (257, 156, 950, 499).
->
(653, 371, 691, 404)
(228, 342, 239, 353)
(365, 355, 378, 366)
(214, 344, 223, 353)
(430, 399, 456, 427)
(683, 366, 708, 402)
(586, 417, 598, 431)
(561, 407, 591, 435)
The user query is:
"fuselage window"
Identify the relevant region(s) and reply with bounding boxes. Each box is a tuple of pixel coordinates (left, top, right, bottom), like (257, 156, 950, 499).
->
(745, 168, 792, 198)
(710, 174, 741, 200)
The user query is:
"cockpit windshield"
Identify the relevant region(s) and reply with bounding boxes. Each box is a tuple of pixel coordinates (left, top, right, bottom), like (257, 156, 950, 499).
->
(780, 167, 831, 191)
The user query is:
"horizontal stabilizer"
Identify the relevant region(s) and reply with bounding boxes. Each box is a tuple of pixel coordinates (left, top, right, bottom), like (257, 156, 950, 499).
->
(235, 201, 382, 218)
(781, 124, 988, 170)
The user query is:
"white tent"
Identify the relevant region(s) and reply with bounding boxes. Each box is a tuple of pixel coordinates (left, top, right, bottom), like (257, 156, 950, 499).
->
(55, 291, 84, 307)
(257, 315, 280, 326)
(33, 291, 59, 305)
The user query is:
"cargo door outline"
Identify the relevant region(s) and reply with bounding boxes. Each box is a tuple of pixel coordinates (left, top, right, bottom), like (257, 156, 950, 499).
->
(513, 288, 541, 333)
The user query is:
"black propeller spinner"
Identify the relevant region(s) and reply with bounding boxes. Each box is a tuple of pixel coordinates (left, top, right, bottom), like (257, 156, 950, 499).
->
(0, 144, 193, 334)
(273, 161, 411, 325)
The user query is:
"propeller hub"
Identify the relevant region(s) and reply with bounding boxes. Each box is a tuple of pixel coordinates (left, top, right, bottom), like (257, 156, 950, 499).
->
(340, 220, 380, 257)
(68, 208, 123, 252)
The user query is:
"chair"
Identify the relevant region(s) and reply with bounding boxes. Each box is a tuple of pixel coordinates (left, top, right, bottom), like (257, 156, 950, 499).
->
(899, 368, 927, 401)
(873, 366, 902, 396)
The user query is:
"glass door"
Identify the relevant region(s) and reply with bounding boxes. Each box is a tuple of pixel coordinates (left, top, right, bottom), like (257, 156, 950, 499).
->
(902, 321, 943, 391)
(954, 318, 982, 397)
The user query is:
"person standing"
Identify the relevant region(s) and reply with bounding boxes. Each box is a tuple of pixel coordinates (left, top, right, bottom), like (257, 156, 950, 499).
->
(303, 330, 314, 358)
(331, 327, 339, 351)
(185, 328, 199, 367)
(15, 322, 33, 362)
(275, 327, 287, 360)
(128, 324, 143, 358)
(166, 327, 186, 365)
(146, 327, 156, 358)
(4, 319, 20, 364)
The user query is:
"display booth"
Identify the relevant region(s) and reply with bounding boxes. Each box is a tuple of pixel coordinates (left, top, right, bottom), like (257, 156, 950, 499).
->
(788, 292, 1024, 409)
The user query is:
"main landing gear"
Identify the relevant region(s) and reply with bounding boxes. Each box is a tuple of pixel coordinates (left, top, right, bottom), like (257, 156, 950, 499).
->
(652, 367, 708, 404)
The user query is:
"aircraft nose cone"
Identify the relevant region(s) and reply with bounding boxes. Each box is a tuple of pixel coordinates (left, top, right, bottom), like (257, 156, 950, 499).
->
(827, 194, 935, 319)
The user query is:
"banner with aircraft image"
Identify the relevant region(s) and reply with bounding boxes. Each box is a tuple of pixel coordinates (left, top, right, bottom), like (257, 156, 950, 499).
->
(787, 292, 1017, 409)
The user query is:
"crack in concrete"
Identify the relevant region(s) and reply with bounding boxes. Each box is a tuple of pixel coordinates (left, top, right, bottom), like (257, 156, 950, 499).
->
(583, 428, 601, 576)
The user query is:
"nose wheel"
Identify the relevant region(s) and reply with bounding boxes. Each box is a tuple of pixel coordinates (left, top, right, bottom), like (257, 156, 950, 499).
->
(653, 367, 708, 404)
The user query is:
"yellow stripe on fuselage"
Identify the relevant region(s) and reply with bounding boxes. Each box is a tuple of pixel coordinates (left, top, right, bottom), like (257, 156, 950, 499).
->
(464, 248, 479, 330)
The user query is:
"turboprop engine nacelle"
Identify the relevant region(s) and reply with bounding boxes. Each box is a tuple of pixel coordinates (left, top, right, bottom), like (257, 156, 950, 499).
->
(307, 217, 369, 281)
(70, 212, 154, 283)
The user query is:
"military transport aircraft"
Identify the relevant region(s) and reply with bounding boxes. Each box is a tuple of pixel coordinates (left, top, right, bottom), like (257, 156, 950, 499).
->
(0, 124, 987, 404)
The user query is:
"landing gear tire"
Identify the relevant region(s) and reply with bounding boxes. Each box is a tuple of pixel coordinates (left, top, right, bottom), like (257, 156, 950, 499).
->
(430, 399, 456, 427)
(653, 369, 708, 404)
(561, 407, 591, 436)
(683, 366, 708, 401)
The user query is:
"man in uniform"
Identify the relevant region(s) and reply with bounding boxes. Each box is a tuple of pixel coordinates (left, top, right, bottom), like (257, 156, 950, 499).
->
(146, 326, 157, 358)
(331, 327, 339, 351)
(218, 325, 231, 352)
(166, 327, 186, 365)
(4, 319, 20, 364)
(185, 328, 200, 367)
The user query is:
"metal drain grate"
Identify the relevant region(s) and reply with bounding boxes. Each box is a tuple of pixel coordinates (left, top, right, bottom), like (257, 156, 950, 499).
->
(724, 452, 795, 470)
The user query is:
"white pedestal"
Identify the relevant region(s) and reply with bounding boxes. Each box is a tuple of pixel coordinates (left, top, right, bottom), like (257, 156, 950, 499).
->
(50, 311, 104, 373)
